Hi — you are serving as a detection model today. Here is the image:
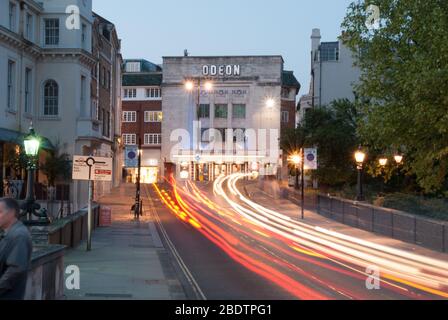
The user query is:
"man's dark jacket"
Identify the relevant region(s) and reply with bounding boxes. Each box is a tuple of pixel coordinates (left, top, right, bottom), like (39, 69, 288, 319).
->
(0, 221, 32, 300)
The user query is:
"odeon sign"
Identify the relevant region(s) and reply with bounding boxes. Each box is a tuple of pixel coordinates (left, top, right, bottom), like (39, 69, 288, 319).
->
(202, 65, 241, 77)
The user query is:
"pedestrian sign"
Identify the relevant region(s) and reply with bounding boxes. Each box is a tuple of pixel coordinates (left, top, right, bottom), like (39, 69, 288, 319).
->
(304, 148, 318, 170)
(72, 156, 113, 181)
(125, 146, 138, 168)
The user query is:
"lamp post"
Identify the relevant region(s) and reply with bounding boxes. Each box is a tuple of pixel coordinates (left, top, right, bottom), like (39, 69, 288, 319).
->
(355, 147, 366, 201)
(22, 125, 49, 225)
(378, 157, 388, 194)
(289, 151, 305, 220)
(394, 154, 404, 189)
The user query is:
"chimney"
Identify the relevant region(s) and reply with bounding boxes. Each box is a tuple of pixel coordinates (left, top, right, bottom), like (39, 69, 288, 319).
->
(311, 28, 321, 54)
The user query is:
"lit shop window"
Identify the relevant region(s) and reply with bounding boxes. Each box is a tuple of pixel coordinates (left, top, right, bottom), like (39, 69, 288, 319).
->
(144, 111, 163, 123)
(144, 134, 161, 145)
(124, 88, 137, 98)
(122, 134, 136, 145)
(123, 111, 137, 122)
(146, 88, 161, 99)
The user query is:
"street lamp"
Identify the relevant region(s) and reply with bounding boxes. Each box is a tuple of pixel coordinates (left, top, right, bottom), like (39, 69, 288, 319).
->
(22, 125, 49, 225)
(355, 147, 366, 201)
(378, 157, 388, 194)
(394, 154, 404, 188)
(394, 155, 403, 165)
(379, 158, 388, 167)
(185, 80, 194, 91)
(289, 151, 305, 220)
(289, 153, 301, 190)
(265, 98, 276, 108)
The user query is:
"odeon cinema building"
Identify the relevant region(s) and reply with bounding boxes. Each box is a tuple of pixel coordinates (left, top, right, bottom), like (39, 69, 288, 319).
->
(160, 55, 300, 181)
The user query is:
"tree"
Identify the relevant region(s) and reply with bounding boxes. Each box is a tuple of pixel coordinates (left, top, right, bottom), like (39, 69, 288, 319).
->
(303, 99, 360, 187)
(40, 148, 72, 187)
(341, 0, 448, 193)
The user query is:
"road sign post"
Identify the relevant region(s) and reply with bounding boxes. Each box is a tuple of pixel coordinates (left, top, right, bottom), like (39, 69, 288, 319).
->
(72, 156, 113, 251)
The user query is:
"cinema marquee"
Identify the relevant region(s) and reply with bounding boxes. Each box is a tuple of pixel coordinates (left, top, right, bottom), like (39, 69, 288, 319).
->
(202, 64, 241, 77)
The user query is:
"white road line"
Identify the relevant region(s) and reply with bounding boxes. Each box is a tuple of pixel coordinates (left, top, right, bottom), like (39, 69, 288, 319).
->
(144, 185, 207, 301)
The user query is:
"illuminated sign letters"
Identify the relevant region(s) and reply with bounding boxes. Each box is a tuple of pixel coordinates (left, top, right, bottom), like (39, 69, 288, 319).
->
(202, 65, 241, 77)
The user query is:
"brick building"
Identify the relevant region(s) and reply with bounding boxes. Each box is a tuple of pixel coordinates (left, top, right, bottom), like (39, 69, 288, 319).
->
(121, 59, 163, 183)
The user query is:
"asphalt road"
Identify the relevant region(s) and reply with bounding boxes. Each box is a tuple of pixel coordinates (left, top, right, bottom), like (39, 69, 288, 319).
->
(143, 177, 448, 300)
(144, 184, 294, 300)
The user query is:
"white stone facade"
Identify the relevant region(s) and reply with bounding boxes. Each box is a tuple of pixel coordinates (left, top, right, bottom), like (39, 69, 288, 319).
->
(0, 0, 122, 210)
(161, 56, 284, 180)
(298, 28, 361, 123)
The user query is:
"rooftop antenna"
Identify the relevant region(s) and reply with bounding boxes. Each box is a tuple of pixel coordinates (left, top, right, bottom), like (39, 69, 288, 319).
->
(184, 49, 189, 57)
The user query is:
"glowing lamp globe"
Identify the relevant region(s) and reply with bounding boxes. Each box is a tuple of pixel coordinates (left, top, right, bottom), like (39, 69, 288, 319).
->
(24, 128, 40, 156)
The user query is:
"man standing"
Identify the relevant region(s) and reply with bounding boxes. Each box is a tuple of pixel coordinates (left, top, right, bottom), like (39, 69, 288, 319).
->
(0, 198, 32, 300)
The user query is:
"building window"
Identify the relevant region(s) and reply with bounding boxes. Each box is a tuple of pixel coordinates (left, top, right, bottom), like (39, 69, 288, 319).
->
(25, 13, 33, 41)
(123, 134, 136, 145)
(7, 60, 15, 111)
(123, 111, 137, 122)
(144, 111, 163, 123)
(124, 88, 137, 98)
(102, 67, 106, 87)
(281, 111, 289, 123)
(232, 104, 246, 119)
(25, 68, 32, 114)
(107, 71, 111, 89)
(320, 42, 339, 62)
(91, 100, 99, 120)
(103, 110, 110, 137)
(81, 76, 86, 115)
(81, 24, 87, 47)
(44, 19, 59, 45)
(144, 134, 161, 145)
(9, 2, 16, 31)
(125, 62, 141, 73)
(146, 88, 161, 99)
(43, 80, 59, 116)
(215, 104, 228, 119)
(198, 104, 210, 119)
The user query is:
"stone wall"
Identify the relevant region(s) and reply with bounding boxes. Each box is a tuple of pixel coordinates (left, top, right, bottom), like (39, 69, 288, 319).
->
(25, 245, 65, 300)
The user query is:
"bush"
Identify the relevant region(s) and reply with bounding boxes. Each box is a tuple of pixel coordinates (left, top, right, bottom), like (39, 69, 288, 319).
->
(382, 193, 448, 221)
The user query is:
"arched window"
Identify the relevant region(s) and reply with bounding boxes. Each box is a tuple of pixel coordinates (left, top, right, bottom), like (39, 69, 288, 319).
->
(43, 80, 58, 116)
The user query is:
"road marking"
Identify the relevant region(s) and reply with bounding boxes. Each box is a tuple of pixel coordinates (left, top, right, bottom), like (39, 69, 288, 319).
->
(144, 184, 207, 301)
(148, 221, 164, 248)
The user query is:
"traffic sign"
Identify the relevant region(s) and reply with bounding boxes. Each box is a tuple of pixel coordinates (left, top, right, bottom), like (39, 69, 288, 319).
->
(72, 156, 113, 181)
(304, 148, 318, 170)
(125, 146, 138, 168)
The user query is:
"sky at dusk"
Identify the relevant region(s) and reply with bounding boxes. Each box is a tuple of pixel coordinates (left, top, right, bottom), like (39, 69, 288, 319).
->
(93, 0, 355, 94)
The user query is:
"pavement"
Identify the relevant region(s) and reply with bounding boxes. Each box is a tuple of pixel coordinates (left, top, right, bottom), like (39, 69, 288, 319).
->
(243, 181, 448, 262)
(63, 184, 188, 300)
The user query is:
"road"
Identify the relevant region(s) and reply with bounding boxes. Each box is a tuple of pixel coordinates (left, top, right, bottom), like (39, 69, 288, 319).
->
(144, 174, 448, 300)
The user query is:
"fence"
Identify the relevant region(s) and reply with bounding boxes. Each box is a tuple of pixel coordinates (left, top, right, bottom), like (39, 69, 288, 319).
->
(258, 180, 448, 253)
(316, 194, 447, 253)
